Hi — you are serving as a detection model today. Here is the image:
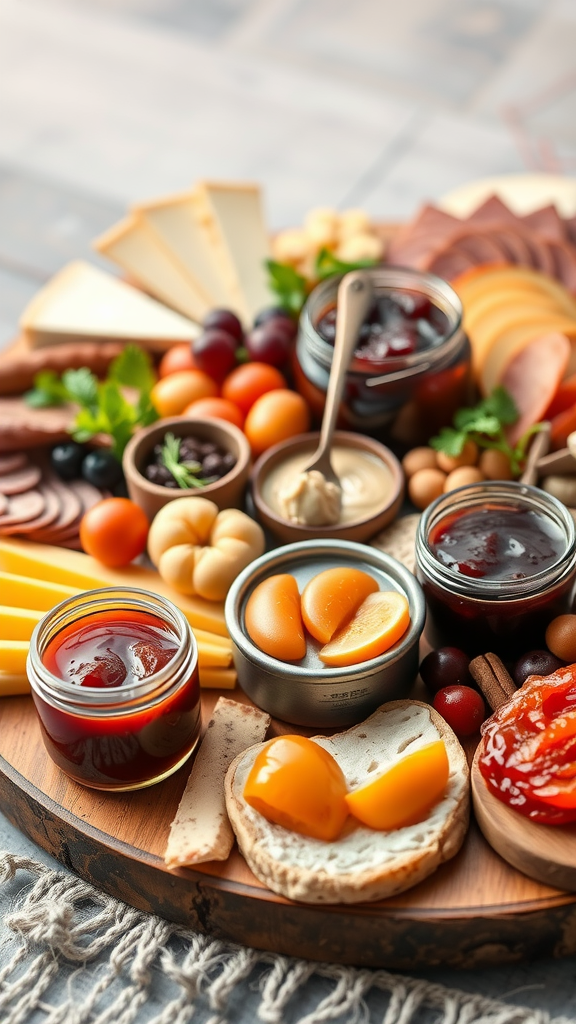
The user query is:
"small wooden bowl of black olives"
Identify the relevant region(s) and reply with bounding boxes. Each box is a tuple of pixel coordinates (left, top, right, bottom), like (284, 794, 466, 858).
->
(123, 416, 251, 520)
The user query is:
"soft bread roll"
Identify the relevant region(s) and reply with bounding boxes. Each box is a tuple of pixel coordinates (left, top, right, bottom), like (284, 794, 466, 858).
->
(225, 700, 469, 904)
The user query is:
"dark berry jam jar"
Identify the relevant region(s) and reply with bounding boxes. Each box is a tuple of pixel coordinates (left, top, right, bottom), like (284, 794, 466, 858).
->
(27, 588, 201, 791)
(294, 266, 472, 445)
(415, 482, 576, 658)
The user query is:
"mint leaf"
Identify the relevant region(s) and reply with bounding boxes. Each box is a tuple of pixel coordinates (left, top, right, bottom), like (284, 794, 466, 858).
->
(266, 259, 307, 316)
(429, 428, 467, 457)
(109, 345, 156, 394)
(25, 371, 69, 408)
(315, 248, 377, 280)
(482, 385, 518, 426)
(62, 367, 99, 412)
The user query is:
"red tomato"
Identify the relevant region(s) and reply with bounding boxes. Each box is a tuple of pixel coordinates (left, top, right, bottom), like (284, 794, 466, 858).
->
(158, 344, 197, 378)
(79, 498, 149, 567)
(221, 363, 287, 414)
(183, 396, 245, 429)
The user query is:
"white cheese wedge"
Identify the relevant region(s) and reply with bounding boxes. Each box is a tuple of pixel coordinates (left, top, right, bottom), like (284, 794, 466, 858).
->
(20, 261, 200, 352)
(136, 193, 234, 312)
(193, 181, 273, 324)
(94, 213, 210, 322)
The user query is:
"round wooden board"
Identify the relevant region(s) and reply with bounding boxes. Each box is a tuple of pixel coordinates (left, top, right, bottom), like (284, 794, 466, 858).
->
(471, 747, 576, 892)
(2, 690, 576, 969)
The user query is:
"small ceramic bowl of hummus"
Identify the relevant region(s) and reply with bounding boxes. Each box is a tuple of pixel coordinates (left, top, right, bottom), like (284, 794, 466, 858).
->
(251, 430, 404, 543)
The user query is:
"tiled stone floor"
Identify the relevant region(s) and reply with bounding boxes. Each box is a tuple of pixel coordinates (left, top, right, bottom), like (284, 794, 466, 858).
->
(1, 0, 576, 1016)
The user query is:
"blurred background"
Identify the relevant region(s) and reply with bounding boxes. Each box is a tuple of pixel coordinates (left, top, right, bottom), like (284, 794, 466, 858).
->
(0, 0, 575, 344)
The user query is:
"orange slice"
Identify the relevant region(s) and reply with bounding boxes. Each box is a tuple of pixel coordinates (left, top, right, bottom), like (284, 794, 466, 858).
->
(301, 567, 378, 644)
(318, 590, 410, 667)
(345, 740, 449, 830)
(244, 573, 306, 661)
(243, 735, 349, 841)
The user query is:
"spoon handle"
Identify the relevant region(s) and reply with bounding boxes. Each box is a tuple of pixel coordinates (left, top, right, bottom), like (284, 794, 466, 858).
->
(316, 270, 374, 461)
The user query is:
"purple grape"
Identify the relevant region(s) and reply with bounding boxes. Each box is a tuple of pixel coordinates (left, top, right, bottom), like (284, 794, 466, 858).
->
(420, 647, 471, 695)
(193, 330, 238, 382)
(513, 650, 565, 687)
(202, 309, 243, 343)
(246, 320, 292, 367)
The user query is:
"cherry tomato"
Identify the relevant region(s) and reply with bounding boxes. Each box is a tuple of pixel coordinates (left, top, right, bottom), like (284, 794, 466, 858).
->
(432, 685, 485, 738)
(221, 363, 287, 414)
(158, 344, 197, 378)
(79, 498, 149, 567)
(244, 389, 311, 457)
(183, 396, 245, 430)
(151, 370, 218, 418)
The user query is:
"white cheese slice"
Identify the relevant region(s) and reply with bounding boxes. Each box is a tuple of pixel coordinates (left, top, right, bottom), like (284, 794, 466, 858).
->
(20, 260, 200, 351)
(94, 213, 210, 322)
(136, 193, 234, 312)
(194, 181, 273, 324)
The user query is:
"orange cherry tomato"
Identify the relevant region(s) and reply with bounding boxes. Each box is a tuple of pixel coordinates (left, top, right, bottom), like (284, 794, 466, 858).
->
(244, 573, 306, 660)
(183, 396, 245, 430)
(244, 735, 349, 841)
(79, 498, 149, 568)
(221, 363, 287, 414)
(345, 741, 449, 830)
(244, 389, 310, 457)
(158, 344, 197, 378)
(301, 567, 379, 644)
(151, 370, 218, 418)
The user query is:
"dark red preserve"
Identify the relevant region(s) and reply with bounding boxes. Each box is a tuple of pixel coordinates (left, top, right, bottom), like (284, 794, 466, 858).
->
(28, 590, 201, 791)
(416, 483, 576, 658)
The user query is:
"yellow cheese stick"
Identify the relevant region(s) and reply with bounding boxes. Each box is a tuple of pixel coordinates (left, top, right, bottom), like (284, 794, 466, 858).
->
(0, 538, 228, 637)
(0, 571, 79, 611)
(0, 640, 28, 675)
(192, 627, 232, 651)
(0, 672, 30, 696)
(199, 667, 237, 690)
(197, 642, 232, 669)
(0, 606, 44, 641)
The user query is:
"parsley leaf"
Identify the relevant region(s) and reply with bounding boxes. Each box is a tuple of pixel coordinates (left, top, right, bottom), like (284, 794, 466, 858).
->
(429, 428, 467, 457)
(315, 248, 378, 280)
(25, 371, 69, 407)
(265, 260, 307, 317)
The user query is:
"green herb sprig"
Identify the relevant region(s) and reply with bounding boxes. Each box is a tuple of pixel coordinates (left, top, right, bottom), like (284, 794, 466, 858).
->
(25, 345, 159, 460)
(430, 386, 544, 478)
(160, 433, 214, 490)
(266, 247, 379, 317)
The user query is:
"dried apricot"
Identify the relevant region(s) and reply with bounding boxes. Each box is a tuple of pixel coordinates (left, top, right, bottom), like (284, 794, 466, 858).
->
(301, 567, 378, 644)
(318, 590, 410, 667)
(345, 740, 449, 830)
(244, 573, 306, 661)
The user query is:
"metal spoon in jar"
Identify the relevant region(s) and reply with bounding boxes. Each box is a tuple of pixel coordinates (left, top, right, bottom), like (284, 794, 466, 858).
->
(295, 270, 374, 521)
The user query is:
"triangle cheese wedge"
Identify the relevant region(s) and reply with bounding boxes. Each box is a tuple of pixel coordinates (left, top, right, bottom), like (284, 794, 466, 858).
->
(20, 261, 200, 352)
(94, 213, 210, 322)
(136, 193, 233, 311)
(192, 181, 273, 324)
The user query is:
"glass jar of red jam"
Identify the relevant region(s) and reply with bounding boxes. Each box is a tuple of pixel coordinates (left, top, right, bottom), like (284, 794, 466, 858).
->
(27, 588, 201, 791)
(293, 266, 472, 445)
(415, 482, 576, 658)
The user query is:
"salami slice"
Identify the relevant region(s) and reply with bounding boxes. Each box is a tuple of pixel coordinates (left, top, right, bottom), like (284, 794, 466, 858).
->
(15, 483, 62, 535)
(31, 473, 82, 538)
(0, 453, 28, 475)
(0, 491, 46, 529)
(0, 465, 41, 495)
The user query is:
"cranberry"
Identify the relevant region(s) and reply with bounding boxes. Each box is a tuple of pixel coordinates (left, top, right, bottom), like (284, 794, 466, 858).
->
(513, 649, 565, 687)
(433, 685, 486, 738)
(419, 647, 471, 695)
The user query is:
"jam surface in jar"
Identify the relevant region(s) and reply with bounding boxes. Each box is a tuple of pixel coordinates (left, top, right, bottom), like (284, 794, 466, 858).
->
(479, 666, 576, 825)
(430, 506, 565, 581)
(316, 289, 449, 363)
(43, 609, 179, 688)
(36, 608, 200, 790)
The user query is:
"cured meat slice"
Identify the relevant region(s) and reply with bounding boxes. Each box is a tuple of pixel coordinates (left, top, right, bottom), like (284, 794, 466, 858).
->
(13, 483, 61, 534)
(425, 248, 479, 281)
(0, 491, 46, 529)
(445, 230, 509, 264)
(501, 332, 571, 445)
(387, 204, 460, 267)
(520, 234, 555, 276)
(522, 205, 567, 242)
(466, 195, 520, 225)
(0, 453, 28, 474)
(0, 465, 41, 495)
(490, 226, 534, 266)
(0, 494, 7, 516)
(566, 216, 576, 248)
(547, 240, 576, 295)
(31, 472, 82, 537)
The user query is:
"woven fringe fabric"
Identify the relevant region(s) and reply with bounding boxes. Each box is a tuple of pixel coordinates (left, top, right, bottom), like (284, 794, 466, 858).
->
(0, 852, 573, 1024)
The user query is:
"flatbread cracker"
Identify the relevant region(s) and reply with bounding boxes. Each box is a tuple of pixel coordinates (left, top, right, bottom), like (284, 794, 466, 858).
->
(165, 697, 270, 869)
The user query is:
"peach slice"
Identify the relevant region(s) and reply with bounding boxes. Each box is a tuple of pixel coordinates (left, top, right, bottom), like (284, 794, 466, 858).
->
(345, 740, 449, 830)
(244, 573, 306, 661)
(318, 590, 410, 667)
(301, 567, 378, 644)
(243, 735, 349, 841)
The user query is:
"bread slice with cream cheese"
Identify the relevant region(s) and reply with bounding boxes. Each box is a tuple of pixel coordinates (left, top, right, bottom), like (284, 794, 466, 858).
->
(224, 700, 469, 904)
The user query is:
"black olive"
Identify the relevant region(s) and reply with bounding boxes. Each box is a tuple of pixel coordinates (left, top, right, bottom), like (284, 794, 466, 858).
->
(202, 453, 225, 477)
(51, 442, 85, 480)
(144, 464, 174, 486)
(221, 451, 237, 471)
(81, 450, 123, 488)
